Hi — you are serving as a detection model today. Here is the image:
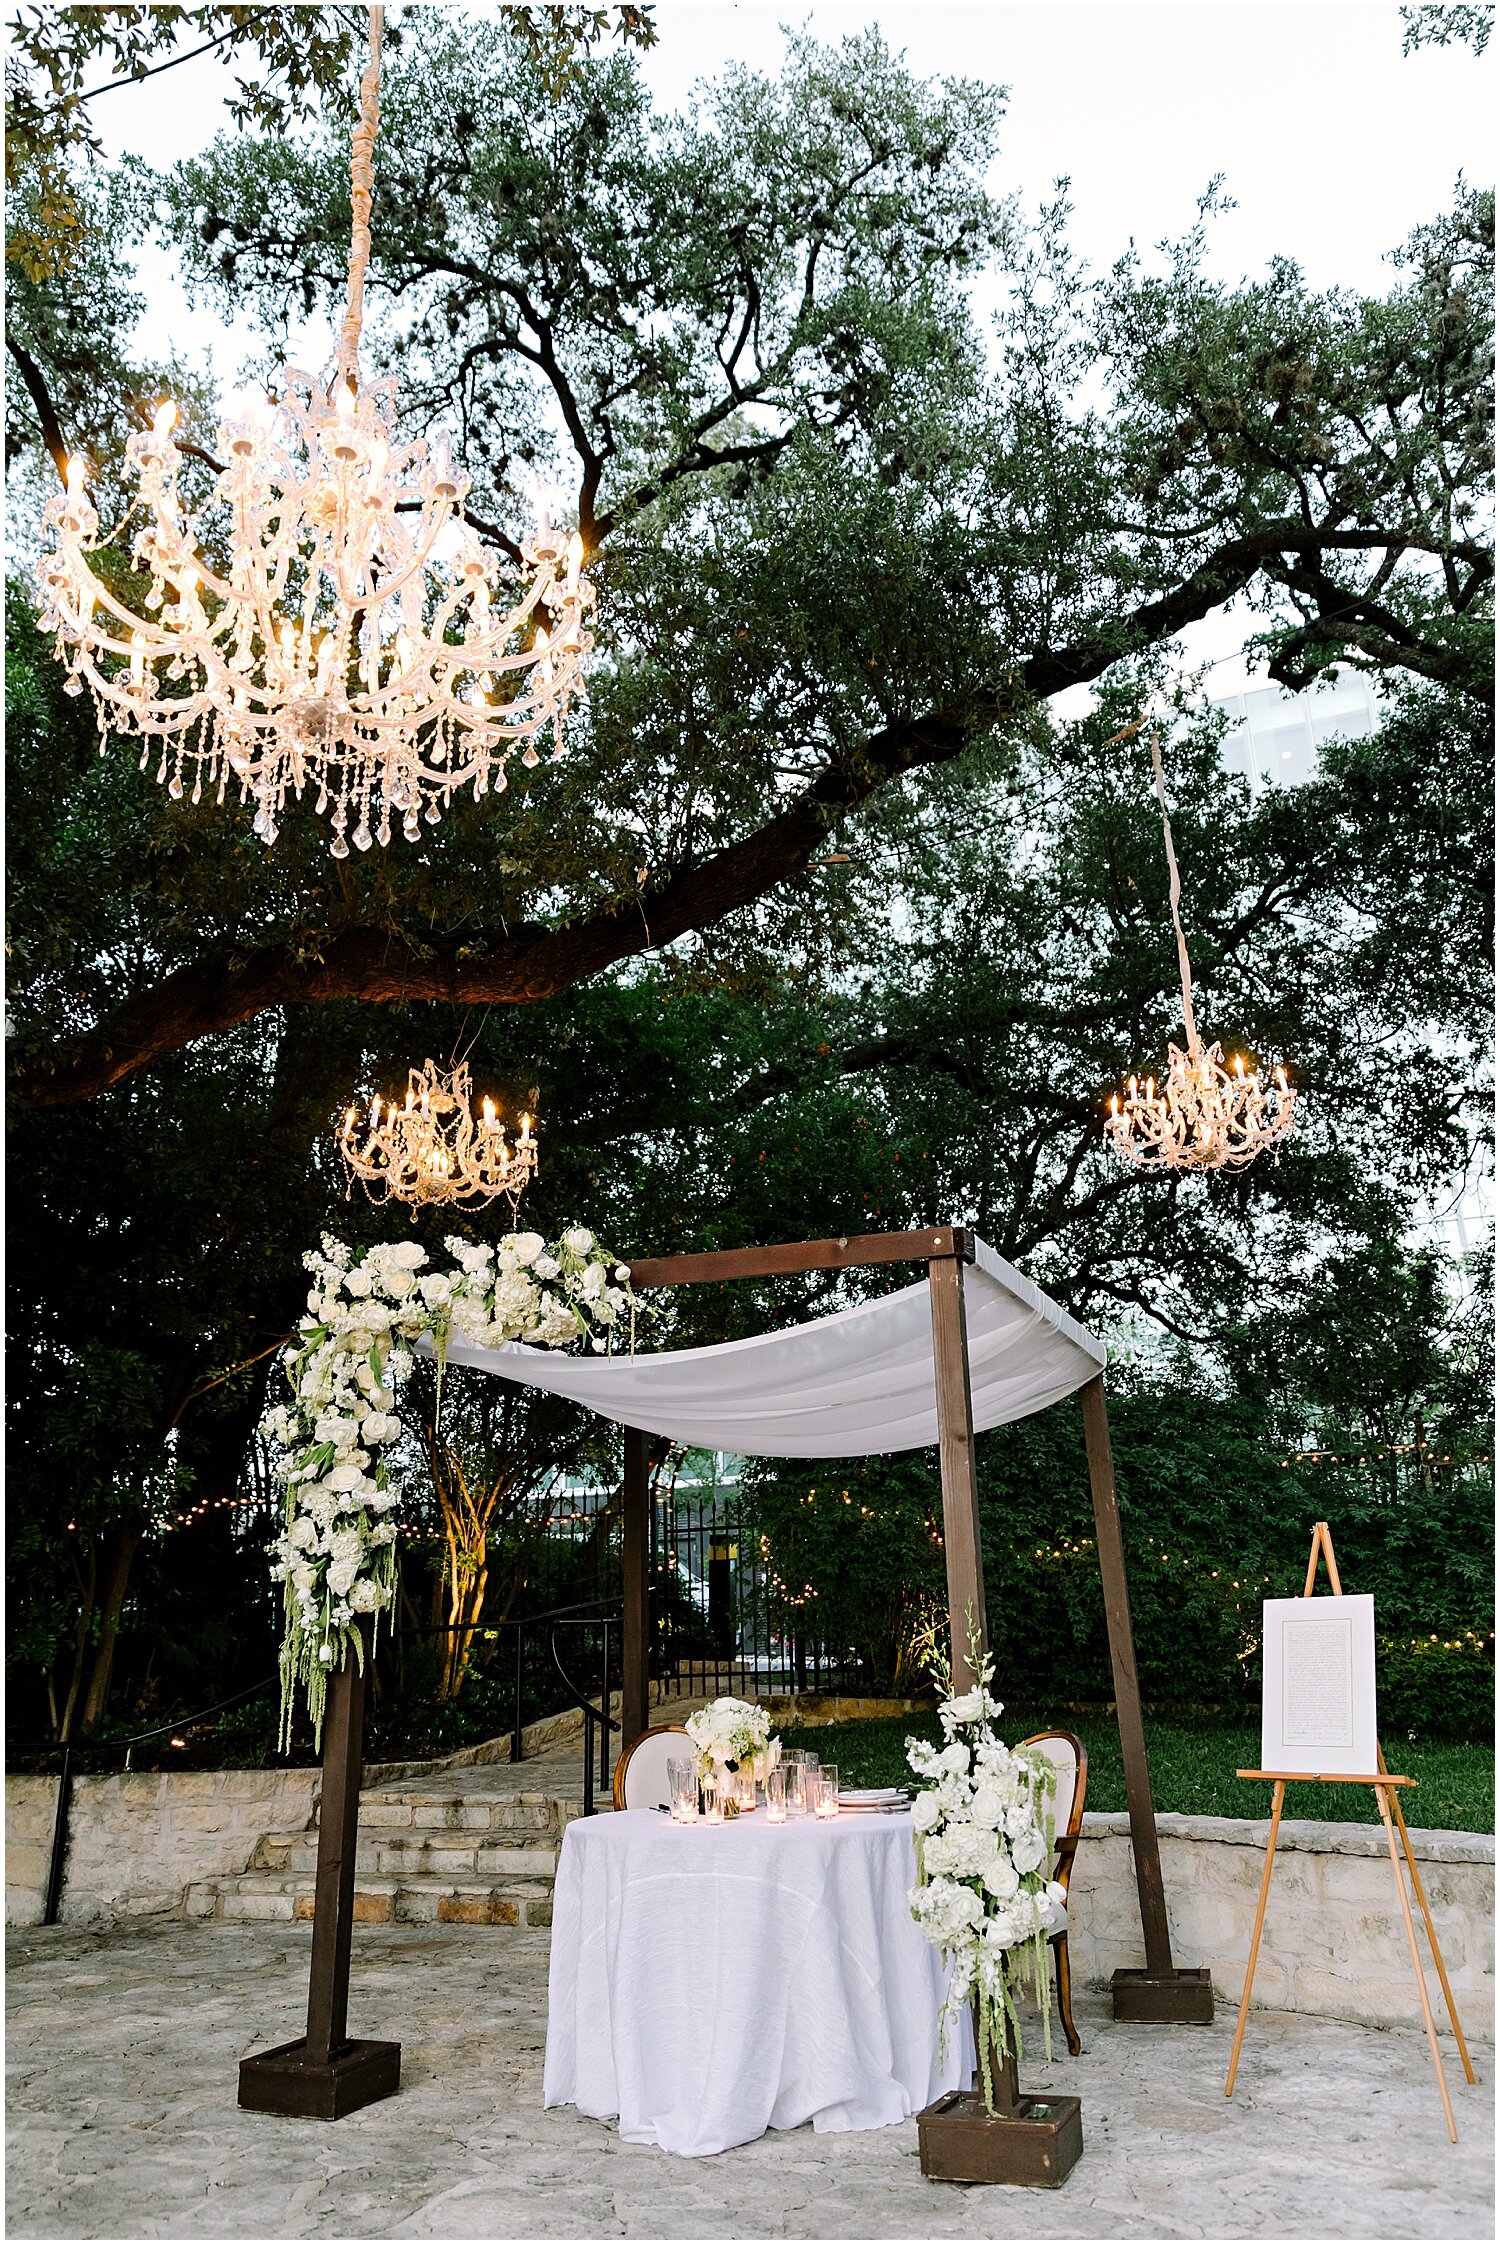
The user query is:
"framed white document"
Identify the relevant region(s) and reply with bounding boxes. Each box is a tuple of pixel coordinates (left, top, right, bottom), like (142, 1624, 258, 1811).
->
(1260, 1594, 1378, 1776)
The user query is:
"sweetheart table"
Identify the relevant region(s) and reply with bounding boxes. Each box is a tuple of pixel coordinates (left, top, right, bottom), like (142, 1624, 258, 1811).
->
(543, 1806, 970, 2158)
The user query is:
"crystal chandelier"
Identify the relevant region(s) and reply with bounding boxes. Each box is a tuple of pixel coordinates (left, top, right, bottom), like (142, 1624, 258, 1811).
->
(339, 1060, 538, 1211)
(1105, 726, 1297, 1172)
(35, 6, 594, 857)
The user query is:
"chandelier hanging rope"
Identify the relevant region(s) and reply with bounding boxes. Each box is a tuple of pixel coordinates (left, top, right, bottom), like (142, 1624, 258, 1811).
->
(339, 1059, 538, 1212)
(1105, 723, 1298, 1173)
(36, 3, 595, 857)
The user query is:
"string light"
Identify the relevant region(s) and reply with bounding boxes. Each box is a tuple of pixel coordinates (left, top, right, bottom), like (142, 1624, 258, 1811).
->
(1105, 725, 1297, 1171)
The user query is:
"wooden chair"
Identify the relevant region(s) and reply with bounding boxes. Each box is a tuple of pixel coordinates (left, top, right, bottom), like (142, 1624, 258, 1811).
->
(1020, 1729, 1089, 2056)
(611, 1723, 692, 1812)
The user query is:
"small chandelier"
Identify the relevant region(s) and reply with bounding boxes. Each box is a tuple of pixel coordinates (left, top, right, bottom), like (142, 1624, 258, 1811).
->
(339, 1060, 538, 1211)
(1105, 726, 1298, 1172)
(35, 5, 594, 857)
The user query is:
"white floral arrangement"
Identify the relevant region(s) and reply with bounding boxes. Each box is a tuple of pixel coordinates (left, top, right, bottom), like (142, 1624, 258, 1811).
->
(267, 1225, 630, 1744)
(906, 1618, 1066, 2111)
(683, 1696, 781, 1791)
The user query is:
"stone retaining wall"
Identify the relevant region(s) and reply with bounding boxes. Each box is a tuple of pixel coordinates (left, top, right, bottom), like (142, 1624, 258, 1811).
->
(11, 1772, 1492, 2040)
(1068, 1811, 1494, 2033)
(6, 1769, 322, 1927)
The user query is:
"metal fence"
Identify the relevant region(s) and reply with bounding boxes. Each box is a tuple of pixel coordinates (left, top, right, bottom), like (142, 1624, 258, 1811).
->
(532, 1449, 864, 1704)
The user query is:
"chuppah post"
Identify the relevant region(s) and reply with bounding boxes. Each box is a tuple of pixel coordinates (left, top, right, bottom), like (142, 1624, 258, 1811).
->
(1079, 1373, 1214, 2024)
(927, 1253, 989, 1688)
(621, 1426, 651, 1748)
(238, 1626, 401, 2119)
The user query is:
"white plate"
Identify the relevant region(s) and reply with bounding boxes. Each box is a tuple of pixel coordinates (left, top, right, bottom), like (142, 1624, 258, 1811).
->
(839, 1788, 909, 1804)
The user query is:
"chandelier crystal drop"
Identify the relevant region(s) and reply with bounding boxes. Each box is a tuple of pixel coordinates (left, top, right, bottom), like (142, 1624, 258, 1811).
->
(35, 6, 594, 857)
(1105, 726, 1298, 1173)
(339, 1060, 539, 1211)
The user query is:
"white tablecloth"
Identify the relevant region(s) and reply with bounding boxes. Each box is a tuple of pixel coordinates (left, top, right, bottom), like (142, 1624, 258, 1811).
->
(543, 1808, 969, 2158)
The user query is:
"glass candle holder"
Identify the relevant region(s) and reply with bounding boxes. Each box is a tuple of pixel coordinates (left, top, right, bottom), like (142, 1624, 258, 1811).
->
(765, 1768, 786, 1823)
(814, 1764, 840, 1818)
(668, 1760, 697, 1824)
(702, 1776, 724, 1824)
(736, 1769, 758, 1814)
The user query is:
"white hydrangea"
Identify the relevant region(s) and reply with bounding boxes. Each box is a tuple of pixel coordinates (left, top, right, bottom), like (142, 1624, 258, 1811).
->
(907, 1650, 1063, 2094)
(269, 1224, 632, 1750)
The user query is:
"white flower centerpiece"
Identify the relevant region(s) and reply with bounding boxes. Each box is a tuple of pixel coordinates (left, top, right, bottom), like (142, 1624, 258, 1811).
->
(683, 1696, 781, 1813)
(268, 1225, 630, 1744)
(906, 1618, 1067, 2112)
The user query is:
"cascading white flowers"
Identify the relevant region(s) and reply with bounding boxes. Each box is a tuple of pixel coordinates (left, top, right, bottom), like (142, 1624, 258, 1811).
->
(683, 1696, 780, 1788)
(906, 1622, 1066, 2113)
(268, 1225, 630, 1743)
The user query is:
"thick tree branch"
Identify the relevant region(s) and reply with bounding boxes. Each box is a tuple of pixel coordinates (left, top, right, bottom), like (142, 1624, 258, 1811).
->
(7, 334, 69, 482)
(11, 518, 1465, 1107)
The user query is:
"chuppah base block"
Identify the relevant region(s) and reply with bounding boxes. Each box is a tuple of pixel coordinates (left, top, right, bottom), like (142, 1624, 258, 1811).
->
(238, 2036, 401, 2120)
(917, 2088, 1084, 2187)
(1111, 1964, 1215, 2022)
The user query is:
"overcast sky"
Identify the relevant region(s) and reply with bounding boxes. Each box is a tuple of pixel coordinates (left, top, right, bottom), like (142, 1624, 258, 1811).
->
(91, 1, 1491, 684)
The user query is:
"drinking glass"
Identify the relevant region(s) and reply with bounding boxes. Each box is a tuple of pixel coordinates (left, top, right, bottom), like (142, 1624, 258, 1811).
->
(765, 1767, 786, 1823)
(668, 1760, 697, 1823)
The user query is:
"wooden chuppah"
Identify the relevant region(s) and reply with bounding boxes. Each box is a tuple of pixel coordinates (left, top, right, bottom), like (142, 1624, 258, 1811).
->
(239, 1223, 1207, 2121)
(622, 1226, 1211, 2027)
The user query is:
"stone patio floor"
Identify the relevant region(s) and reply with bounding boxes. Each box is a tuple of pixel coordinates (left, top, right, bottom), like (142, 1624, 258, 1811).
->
(6, 1920, 1491, 2241)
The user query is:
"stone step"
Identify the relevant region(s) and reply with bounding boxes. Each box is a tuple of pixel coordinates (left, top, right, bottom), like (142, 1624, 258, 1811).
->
(250, 1830, 559, 1879)
(183, 1870, 556, 1929)
(322, 1791, 577, 1837)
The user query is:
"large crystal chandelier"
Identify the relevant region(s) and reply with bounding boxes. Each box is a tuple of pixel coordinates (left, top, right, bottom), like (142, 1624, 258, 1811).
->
(339, 1060, 538, 1211)
(1105, 726, 1298, 1172)
(35, 6, 594, 857)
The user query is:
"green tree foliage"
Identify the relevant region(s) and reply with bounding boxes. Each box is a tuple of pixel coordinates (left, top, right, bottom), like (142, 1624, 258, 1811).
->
(6, 20, 1490, 1103)
(5, 4, 656, 276)
(4, 19, 1491, 1740)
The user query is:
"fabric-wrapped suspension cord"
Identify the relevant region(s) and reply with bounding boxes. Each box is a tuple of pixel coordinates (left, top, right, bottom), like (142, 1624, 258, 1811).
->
(338, 4, 383, 388)
(1148, 724, 1203, 1056)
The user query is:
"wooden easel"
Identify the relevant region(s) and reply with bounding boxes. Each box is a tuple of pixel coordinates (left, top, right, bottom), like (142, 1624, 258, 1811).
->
(1224, 1522, 1474, 2142)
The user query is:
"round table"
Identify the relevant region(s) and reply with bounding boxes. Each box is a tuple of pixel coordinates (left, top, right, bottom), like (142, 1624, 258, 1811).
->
(543, 1806, 968, 2158)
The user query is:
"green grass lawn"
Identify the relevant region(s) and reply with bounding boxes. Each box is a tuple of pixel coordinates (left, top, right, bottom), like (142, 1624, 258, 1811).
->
(779, 1709, 1495, 1834)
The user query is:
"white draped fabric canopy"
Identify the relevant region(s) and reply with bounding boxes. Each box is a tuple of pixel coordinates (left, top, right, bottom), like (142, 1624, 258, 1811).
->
(432, 1238, 1104, 1459)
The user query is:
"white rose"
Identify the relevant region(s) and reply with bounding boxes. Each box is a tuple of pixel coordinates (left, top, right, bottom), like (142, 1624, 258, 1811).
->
(942, 1686, 987, 1728)
(418, 1274, 452, 1307)
(327, 1560, 359, 1596)
(289, 1516, 319, 1551)
(983, 1854, 1020, 1900)
(387, 1242, 426, 1269)
(511, 1232, 545, 1266)
(968, 1784, 1004, 1828)
(910, 1789, 944, 1832)
(563, 1227, 594, 1255)
(939, 1742, 970, 1776)
(1011, 1827, 1047, 1876)
(614, 1264, 630, 1281)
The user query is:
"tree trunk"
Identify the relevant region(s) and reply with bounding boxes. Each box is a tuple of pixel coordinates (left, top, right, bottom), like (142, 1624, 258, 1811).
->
(58, 1543, 97, 1744)
(79, 1519, 142, 1733)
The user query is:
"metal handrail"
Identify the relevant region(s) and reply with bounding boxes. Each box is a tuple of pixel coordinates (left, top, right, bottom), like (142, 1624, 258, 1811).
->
(550, 1618, 619, 1816)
